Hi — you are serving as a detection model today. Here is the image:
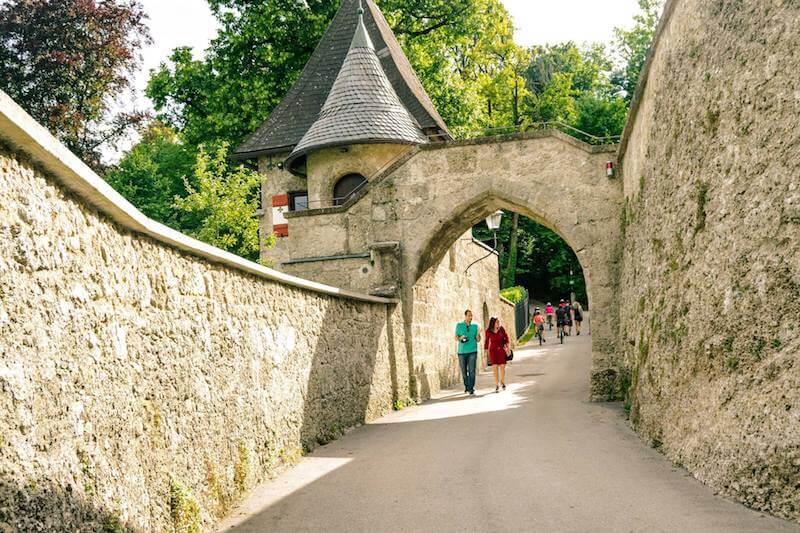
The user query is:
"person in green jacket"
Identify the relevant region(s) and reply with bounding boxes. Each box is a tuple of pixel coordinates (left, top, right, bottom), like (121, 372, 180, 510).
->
(455, 309, 481, 395)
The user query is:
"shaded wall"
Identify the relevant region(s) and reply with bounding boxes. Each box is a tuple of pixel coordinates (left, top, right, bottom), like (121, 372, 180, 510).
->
(0, 145, 409, 530)
(618, 0, 800, 521)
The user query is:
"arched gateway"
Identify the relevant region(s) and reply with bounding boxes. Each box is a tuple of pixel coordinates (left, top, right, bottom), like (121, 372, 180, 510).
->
(234, 0, 624, 399)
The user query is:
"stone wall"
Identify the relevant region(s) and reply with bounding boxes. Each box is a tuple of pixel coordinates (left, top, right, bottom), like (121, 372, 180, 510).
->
(618, 0, 800, 522)
(0, 144, 411, 531)
(277, 229, 513, 400)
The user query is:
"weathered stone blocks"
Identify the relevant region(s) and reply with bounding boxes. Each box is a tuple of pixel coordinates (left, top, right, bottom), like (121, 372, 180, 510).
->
(0, 146, 410, 530)
(618, 0, 800, 522)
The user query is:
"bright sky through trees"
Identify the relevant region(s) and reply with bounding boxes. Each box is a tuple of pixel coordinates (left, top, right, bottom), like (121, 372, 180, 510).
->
(134, 0, 640, 108)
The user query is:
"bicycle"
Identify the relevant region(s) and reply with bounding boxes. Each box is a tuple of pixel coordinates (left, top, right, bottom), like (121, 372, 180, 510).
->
(558, 324, 565, 344)
(536, 324, 545, 346)
(546, 314, 554, 331)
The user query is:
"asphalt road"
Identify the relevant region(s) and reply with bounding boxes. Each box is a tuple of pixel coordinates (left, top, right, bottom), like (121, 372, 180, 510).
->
(218, 326, 799, 533)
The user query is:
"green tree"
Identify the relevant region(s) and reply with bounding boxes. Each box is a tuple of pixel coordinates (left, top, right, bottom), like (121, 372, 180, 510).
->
(174, 143, 269, 261)
(0, 0, 151, 168)
(391, 0, 528, 136)
(146, 0, 525, 145)
(573, 94, 629, 142)
(105, 123, 196, 227)
(474, 212, 586, 305)
(613, 0, 664, 99)
(521, 42, 626, 142)
(147, 0, 338, 148)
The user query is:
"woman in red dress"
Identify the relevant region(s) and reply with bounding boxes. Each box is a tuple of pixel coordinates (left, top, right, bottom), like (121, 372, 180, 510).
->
(484, 317, 510, 392)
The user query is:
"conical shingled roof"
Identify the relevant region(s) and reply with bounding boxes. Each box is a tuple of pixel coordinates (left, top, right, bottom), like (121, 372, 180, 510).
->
(284, 4, 428, 175)
(233, 0, 450, 160)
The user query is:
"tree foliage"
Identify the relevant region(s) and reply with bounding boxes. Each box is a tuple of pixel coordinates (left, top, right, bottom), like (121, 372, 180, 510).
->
(104, 123, 195, 227)
(522, 42, 627, 142)
(147, 0, 338, 149)
(112, 0, 662, 269)
(474, 211, 587, 306)
(174, 143, 268, 261)
(613, 0, 664, 99)
(0, 0, 151, 168)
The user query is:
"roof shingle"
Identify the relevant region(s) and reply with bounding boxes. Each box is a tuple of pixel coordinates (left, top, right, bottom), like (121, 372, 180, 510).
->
(285, 9, 428, 175)
(232, 0, 450, 159)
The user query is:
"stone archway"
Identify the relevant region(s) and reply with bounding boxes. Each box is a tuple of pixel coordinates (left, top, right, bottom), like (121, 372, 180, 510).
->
(367, 131, 624, 398)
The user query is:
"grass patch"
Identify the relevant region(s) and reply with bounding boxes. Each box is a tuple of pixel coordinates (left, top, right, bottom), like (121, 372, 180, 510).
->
(518, 322, 538, 345)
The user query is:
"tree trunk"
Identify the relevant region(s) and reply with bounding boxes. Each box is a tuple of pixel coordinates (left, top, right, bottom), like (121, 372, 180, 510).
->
(502, 212, 520, 288)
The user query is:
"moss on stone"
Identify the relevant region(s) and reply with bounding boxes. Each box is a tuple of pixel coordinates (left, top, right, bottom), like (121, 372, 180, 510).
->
(749, 338, 767, 360)
(233, 441, 249, 495)
(638, 330, 650, 363)
(169, 479, 201, 533)
(705, 109, 721, 135)
(101, 513, 125, 533)
(694, 181, 710, 235)
(620, 197, 630, 238)
(204, 457, 230, 517)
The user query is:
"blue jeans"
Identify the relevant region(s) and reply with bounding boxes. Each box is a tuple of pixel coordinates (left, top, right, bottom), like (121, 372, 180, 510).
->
(458, 351, 477, 392)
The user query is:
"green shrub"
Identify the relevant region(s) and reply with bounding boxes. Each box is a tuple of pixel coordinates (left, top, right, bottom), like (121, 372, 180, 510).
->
(500, 286, 527, 304)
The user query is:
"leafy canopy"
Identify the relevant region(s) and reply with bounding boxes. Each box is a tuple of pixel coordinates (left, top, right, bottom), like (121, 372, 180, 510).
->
(174, 143, 269, 262)
(613, 0, 664, 99)
(0, 0, 151, 168)
(104, 123, 196, 228)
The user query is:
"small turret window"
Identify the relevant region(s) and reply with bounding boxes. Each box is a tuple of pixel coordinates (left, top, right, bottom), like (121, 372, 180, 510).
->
(333, 173, 367, 206)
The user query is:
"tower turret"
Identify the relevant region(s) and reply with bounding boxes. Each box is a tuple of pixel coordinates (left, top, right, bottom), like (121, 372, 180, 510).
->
(284, 2, 428, 176)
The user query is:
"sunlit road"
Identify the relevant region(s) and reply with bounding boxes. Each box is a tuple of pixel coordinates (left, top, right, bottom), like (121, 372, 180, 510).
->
(218, 326, 798, 532)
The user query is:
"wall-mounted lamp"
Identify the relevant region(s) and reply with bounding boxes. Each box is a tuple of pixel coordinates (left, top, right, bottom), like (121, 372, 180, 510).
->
(465, 210, 505, 274)
(485, 210, 504, 231)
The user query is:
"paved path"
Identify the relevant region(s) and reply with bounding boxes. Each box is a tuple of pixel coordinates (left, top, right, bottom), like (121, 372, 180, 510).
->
(218, 327, 799, 532)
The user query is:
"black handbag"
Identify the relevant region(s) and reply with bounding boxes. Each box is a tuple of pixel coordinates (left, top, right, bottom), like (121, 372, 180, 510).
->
(506, 349, 514, 362)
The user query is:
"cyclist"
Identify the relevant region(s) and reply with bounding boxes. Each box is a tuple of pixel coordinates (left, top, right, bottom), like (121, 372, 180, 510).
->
(545, 302, 555, 330)
(533, 309, 546, 344)
(555, 300, 569, 340)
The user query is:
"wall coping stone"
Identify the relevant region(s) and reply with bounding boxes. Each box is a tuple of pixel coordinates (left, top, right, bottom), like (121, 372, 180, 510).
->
(421, 128, 618, 155)
(499, 296, 515, 307)
(616, 0, 680, 170)
(0, 90, 397, 305)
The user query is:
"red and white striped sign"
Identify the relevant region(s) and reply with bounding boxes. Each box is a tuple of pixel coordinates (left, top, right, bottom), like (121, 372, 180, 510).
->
(272, 194, 289, 237)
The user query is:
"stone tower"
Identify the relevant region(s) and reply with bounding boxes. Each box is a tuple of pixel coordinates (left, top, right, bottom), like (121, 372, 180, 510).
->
(232, 0, 512, 396)
(233, 0, 450, 279)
